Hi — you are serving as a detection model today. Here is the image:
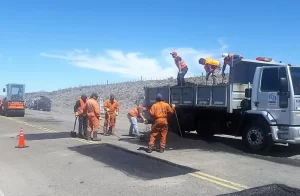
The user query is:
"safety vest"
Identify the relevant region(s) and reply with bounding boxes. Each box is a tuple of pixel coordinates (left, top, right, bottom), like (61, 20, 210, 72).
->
(77, 98, 86, 115)
(175, 56, 188, 69)
(129, 106, 143, 118)
(205, 58, 220, 67)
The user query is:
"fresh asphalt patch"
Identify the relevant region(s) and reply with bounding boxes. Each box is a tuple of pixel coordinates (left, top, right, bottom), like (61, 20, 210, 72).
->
(68, 143, 197, 181)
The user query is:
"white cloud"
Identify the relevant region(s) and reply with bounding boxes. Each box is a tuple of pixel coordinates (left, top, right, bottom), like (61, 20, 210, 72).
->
(40, 39, 228, 79)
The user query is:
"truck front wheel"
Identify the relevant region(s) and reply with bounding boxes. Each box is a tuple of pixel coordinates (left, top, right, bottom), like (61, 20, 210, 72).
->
(242, 121, 273, 152)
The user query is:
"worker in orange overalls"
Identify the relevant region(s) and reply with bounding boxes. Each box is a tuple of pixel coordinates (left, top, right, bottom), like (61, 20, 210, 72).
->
(127, 104, 147, 137)
(170, 51, 188, 86)
(103, 94, 120, 136)
(84, 93, 101, 141)
(199, 57, 221, 85)
(74, 94, 88, 138)
(221, 53, 243, 77)
(148, 93, 175, 153)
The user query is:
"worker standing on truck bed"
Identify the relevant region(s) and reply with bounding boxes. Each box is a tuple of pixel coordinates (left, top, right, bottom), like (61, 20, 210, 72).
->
(198, 57, 221, 85)
(221, 53, 243, 77)
(148, 93, 175, 153)
(128, 105, 147, 137)
(103, 94, 120, 136)
(170, 51, 188, 86)
(74, 94, 88, 138)
(84, 93, 101, 141)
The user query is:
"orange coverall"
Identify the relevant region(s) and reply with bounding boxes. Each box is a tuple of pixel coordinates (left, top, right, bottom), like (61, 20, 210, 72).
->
(148, 101, 174, 150)
(103, 99, 120, 134)
(84, 98, 101, 133)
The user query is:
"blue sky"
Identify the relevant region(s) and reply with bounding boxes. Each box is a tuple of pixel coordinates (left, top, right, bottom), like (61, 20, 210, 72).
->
(0, 0, 299, 93)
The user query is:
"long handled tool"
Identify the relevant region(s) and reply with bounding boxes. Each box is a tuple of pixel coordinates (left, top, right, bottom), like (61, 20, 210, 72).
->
(70, 116, 78, 138)
(174, 108, 183, 139)
(170, 94, 183, 139)
(107, 112, 112, 135)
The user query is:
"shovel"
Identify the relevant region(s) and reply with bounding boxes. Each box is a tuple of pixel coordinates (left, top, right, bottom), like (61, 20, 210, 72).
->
(70, 116, 78, 138)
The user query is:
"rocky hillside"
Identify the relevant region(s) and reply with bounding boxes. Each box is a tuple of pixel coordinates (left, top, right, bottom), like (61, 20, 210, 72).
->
(25, 74, 229, 114)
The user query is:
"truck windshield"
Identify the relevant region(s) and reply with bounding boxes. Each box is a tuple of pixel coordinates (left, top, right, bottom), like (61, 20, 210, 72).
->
(290, 67, 300, 95)
(10, 85, 24, 100)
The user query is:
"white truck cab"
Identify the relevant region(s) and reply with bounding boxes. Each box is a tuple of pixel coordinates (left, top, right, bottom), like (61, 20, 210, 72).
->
(247, 64, 300, 146)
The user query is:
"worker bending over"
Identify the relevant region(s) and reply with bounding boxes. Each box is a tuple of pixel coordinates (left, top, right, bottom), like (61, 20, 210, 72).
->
(84, 93, 101, 141)
(198, 57, 221, 85)
(73, 94, 88, 138)
(148, 93, 175, 153)
(103, 94, 120, 136)
(221, 53, 243, 77)
(170, 51, 188, 86)
(127, 104, 147, 137)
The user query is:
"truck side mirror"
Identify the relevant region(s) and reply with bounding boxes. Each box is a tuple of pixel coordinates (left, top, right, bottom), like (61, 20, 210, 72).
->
(2, 88, 5, 92)
(279, 77, 288, 92)
(245, 88, 252, 98)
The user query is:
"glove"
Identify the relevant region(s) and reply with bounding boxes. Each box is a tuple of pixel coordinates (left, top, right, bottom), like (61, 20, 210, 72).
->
(143, 119, 148, 124)
(75, 112, 79, 116)
(172, 104, 176, 108)
(106, 108, 110, 112)
(115, 111, 119, 116)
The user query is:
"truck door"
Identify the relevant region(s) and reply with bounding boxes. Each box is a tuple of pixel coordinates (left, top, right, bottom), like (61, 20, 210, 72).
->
(257, 67, 290, 125)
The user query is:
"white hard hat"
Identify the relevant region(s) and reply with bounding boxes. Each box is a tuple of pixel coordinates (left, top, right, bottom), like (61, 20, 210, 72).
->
(222, 53, 228, 57)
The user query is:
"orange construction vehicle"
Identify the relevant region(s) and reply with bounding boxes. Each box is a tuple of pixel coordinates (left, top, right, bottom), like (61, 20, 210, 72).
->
(0, 83, 25, 117)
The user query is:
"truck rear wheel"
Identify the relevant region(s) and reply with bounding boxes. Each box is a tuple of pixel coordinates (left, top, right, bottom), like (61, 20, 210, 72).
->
(242, 121, 273, 152)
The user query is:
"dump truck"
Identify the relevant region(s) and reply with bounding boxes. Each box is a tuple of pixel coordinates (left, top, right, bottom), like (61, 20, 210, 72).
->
(26, 96, 52, 111)
(0, 83, 25, 117)
(141, 57, 300, 152)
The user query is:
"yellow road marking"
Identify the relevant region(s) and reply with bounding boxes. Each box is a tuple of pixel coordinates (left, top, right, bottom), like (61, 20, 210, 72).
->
(1, 115, 249, 191)
(1, 116, 97, 145)
(189, 173, 245, 191)
(194, 171, 248, 189)
(71, 138, 98, 144)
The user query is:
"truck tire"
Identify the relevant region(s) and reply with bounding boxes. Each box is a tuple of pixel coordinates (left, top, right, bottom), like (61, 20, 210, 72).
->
(196, 120, 216, 138)
(242, 121, 273, 152)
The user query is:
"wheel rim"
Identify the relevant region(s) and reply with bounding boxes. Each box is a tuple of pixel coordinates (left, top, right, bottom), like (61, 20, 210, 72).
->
(247, 128, 264, 148)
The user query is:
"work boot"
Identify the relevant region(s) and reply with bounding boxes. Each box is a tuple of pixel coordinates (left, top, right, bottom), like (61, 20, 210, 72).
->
(86, 132, 92, 141)
(159, 148, 165, 153)
(92, 132, 101, 141)
(147, 145, 154, 153)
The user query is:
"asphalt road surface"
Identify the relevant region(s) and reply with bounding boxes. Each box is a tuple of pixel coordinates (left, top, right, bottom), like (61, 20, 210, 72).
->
(1, 109, 300, 196)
